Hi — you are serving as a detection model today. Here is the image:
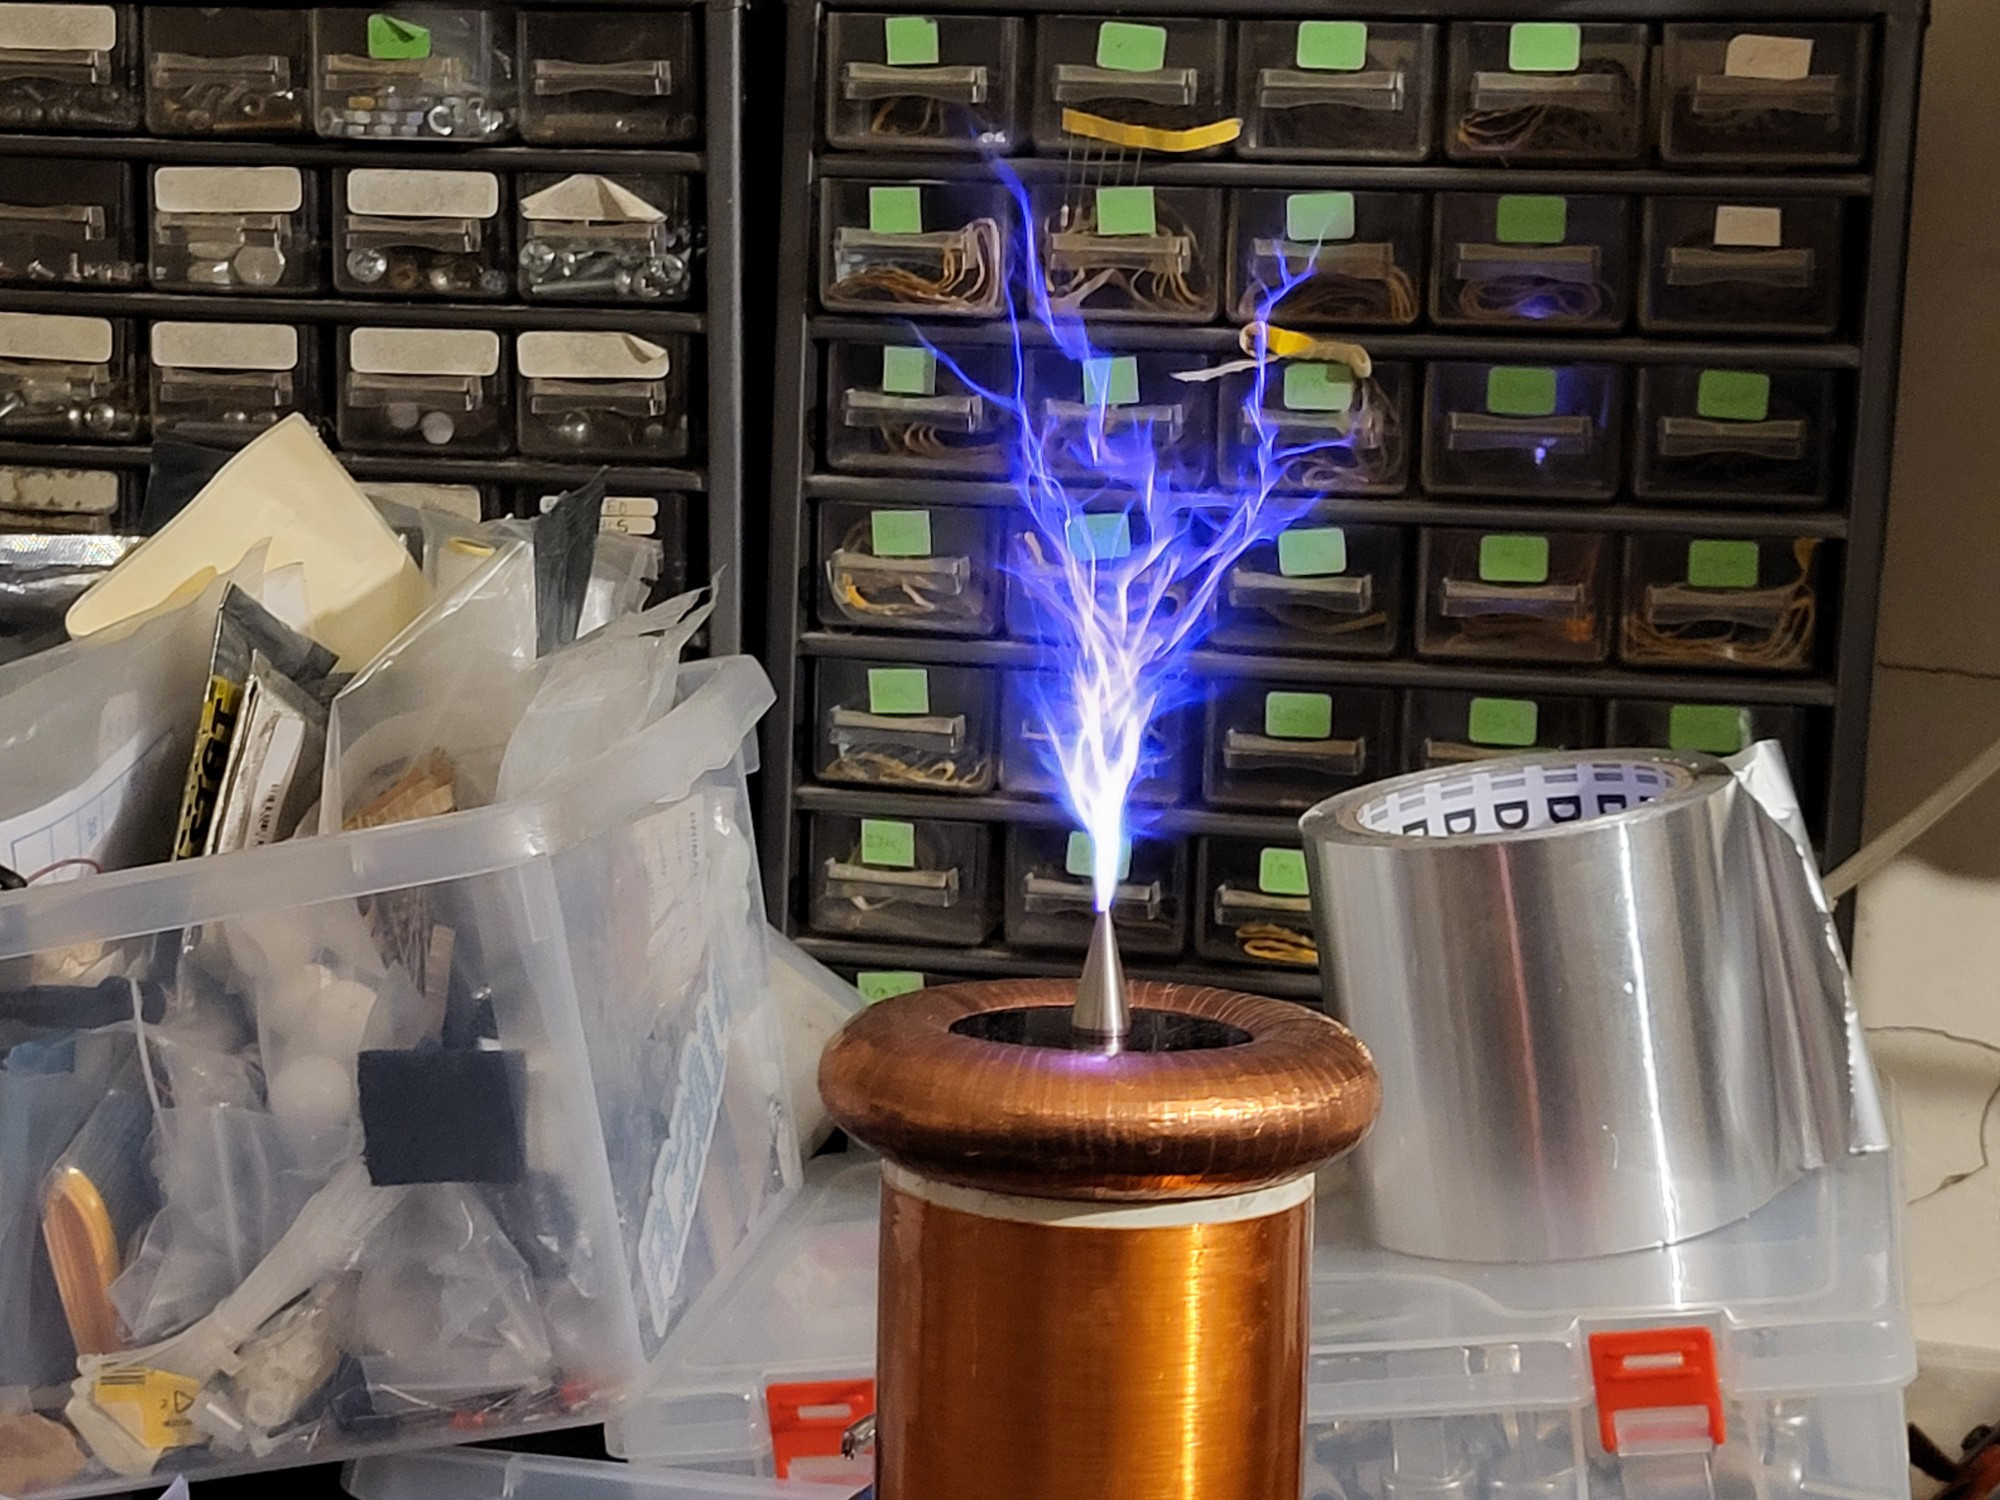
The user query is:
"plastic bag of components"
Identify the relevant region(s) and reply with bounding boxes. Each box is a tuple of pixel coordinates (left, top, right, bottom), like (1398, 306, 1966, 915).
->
(0, 535, 143, 669)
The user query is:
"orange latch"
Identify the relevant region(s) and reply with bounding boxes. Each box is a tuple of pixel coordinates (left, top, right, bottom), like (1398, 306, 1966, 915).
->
(1588, 1327, 1726, 1456)
(767, 1378, 876, 1482)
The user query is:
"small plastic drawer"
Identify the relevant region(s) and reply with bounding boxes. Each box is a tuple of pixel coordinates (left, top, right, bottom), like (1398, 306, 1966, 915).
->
(813, 658, 998, 795)
(1219, 359, 1413, 497)
(1431, 192, 1632, 332)
(516, 330, 692, 461)
(1422, 361, 1623, 501)
(518, 8, 697, 146)
(1023, 348, 1215, 485)
(1619, 534, 1827, 673)
(1202, 679, 1397, 811)
(1031, 17, 1229, 151)
(145, 6, 307, 135)
(1194, 837, 1318, 970)
(998, 670, 1188, 805)
(1236, 20, 1438, 163)
(1032, 182, 1222, 325)
(1417, 528, 1613, 665)
(362, 479, 496, 523)
(808, 813, 999, 947)
(825, 338, 1012, 477)
(825, 12, 1025, 153)
(0, 2, 140, 130)
(1641, 196, 1846, 338)
(1003, 824, 1187, 958)
(148, 321, 318, 448)
(337, 326, 512, 455)
(814, 499, 1004, 637)
(0, 311, 139, 440)
(1209, 520, 1405, 658)
(1402, 689, 1601, 770)
(1001, 507, 1179, 642)
(149, 164, 320, 294)
(818, 178, 1009, 318)
(312, 6, 513, 143)
(1445, 21, 1647, 164)
(518, 171, 698, 305)
(336, 167, 511, 299)
(1229, 188, 1424, 328)
(1633, 365, 1837, 506)
(1658, 23, 1871, 167)
(0, 155, 136, 287)
(1605, 696, 1806, 766)
(0, 462, 126, 532)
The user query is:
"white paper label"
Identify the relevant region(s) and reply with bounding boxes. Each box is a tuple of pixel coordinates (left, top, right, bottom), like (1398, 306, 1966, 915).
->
(1724, 34, 1815, 82)
(601, 514, 657, 537)
(518, 173, 667, 225)
(1713, 205, 1785, 249)
(539, 492, 660, 518)
(346, 168, 500, 220)
(350, 326, 499, 378)
(517, 331, 670, 381)
(0, 466, 116, 513)
(0, 728, 174, 881)
(151, 322, 298, 372)
(0, 311, 111, 364)
(0, 4, 115, 53)
(154, 166, 303, 216)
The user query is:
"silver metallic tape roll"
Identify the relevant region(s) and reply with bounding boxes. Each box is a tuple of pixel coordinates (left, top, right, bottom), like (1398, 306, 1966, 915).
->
(1302, 749, 1884, 1263)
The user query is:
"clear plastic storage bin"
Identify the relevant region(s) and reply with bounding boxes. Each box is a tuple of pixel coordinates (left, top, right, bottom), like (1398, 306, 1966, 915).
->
(0, 312, 138, 441)
(1422, 361, 1622, 501)
(147, 321, 316, 447)
(1031, 182, 1222, 325)
(1002, 508, 1179, 641)
(824, 338, 1011, 477)
(806, 812, 999, 947)
(518, 9, 698, 146)
(0, 656, 800, 1497)
(149, 165, 318, 294)
(811, 658, 998, 795)
(335, 168, 510, 300)
(997, 670, 1187, 806)
(1236, 20, 1438, 162)
(1023, 348, 1214, 485)
(1230, 188, 1425, 328)
(516, 331, 692, 462)
(1209, 520, 1405, 658)
(0, 2, 140, 130)
(1445, 21, 1647, 164)
(0, 156, 136, 286)
(1194, 836, 1318, 970)
(824, 11, 1025, 154)
(1633, 365, 1837, 506)
(1657, 24, 1871, 168)
(144, 7, 307, 135)
(336, 326, 511, 455)
(814, 500, 1004, 638)
(518, 172, 699, 305)
(1641, 197, 1846, 338)
(1201, 679, 1397, 811)
(1605, 696, 1807, 766)
(355, 1450, 838, 1500)
(1402, 688, 1600, 770)
(1003, 824, 1186, 958)
(1619, 533, 1827, 673)
(817, 178, 1009, 318)
(1030, 16, 1229, 151)
(1417, 527, 1612, 665)
(312, 6, 513, 142)
(1219, 359, 1413, 496)
(1431, 192, 1631, 332)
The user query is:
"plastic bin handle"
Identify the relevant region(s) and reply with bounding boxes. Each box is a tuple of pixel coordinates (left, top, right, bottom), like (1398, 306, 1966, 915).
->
(1588, 1327, 1725, 1457)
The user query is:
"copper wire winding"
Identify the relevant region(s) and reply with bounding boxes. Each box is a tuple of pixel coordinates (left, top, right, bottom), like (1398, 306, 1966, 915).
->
(829, 520, 981, 627)
(1264, 376, 1405, 493)
(828, 216, 1005, 315)
(869, 93, 951, 140)
(1622, 536, 1818, 669)
(1238, 263, 1420, 328)
(1041, 200, 1206, 318)
(1236, 921, 1318, 966)
(1454, 62, 1638, 158)
(822, 745, 989, 790)
(1455, 271, 1609, 324)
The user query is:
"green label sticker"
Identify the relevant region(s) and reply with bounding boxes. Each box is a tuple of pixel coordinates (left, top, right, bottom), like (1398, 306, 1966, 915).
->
(859, 818, 916, 869)
(1278, 526, 1347, 578)
(880, 344, 936, 396)
(1297, 20, 1368, 71)
(1510, 22, 1581, 72)
(1486, 366, 1559, 418)
(1259, 847, 1310, 896)
(867, 666, 930, 715)
(1097, 20, 1167, 72)
(1687, 539, 1760, 590)
(1697, 369, 1772, 423)
(1669, 703, 1750, 754)
(1479, 534, 1550, 584)
(1496, 195, 1568, 246)
(1283, 363, 1354, 413)
(1095, 186, 1156, 238)
(883, 15, 939, 66)
(1285, 191, 1355, 245)
(871, 508, 933, 558)
(857, 970, 925, 1002)
(1082, 355, 1139, 407)
(367, 14, 431, 59)
(868, 185, 923, 235)
(1066, 831, 1132, 880)
(1468, 696, 1539, 747)
(1066, 513, 1133, 561)
(1266, 690, 1333, 741)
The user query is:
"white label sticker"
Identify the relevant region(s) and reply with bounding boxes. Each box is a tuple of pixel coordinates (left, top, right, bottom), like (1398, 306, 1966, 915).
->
(539, 492, 660, 518)
(150, 322, 298, 372)
(346, 168, 500, 220)
(0, 466, 116, 514)
(517, 331, 670, 381)
(154, 166, 304, 216)
(1724, 34, 1815, 82)
(518, 173, 667, 224)
(0, 4, 115, 53)
(0, 311, 111, 364)
(1713, 205, 1784, 249)
(349, 326, 500, 377)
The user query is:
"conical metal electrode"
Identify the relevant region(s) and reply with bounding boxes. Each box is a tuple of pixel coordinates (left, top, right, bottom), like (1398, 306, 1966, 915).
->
(1072, 910, 1129, 1050)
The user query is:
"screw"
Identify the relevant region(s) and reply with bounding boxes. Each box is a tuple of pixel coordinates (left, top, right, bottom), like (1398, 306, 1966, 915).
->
(346, 247, 389, 285)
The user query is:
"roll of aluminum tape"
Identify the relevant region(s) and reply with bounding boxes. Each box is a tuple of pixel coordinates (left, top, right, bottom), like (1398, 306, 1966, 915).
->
(1301, 749, 1884, 1263)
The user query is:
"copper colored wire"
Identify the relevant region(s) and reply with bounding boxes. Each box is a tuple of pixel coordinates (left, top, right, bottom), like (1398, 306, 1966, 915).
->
(1238, 264, 1420, 327)
(1456, 271, 1608, 324)
(1621, 536, 1818, 669)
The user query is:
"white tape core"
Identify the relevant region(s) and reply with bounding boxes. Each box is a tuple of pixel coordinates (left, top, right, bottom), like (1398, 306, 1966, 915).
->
(1355, 758, 1687, 838)
(885, 1160, 1315, 1229)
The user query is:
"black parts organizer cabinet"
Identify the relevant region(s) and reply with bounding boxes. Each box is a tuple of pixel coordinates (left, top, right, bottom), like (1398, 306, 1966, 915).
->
(0, 0, 746, 653)
(763, 0, 1924, 1003)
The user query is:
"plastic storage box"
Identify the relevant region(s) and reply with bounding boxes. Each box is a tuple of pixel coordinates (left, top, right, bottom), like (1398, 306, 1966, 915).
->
(818, 178, 1009, 318)
(1656, 23, 1871, 168)
(517, 171, 699, 306)
(352, 1450, 840, 1500)
(311, 6, 514, 143)
(1632, 365, 1837, 506)
(516, 330, 692, 462)
(0, 1, 141, 131)
(805, 811, 998, 947)
(1030, 16, 1229, 151)
(1209, 520, 1406, 658)
(811, 658, 998, 795)
(824, 338, 1012, 477)
(814, 500, 1004, 637)
(147, 321, 317, 447)
(997, 672, 1187, 806)
(148, 165, 319, 295)
(336, 326, 511, 456)
(1219, 359, 1414, 497)
(1230, 188, 1426, 328)
(1422, 361, 1623, 501)
(1194, 836, 1318, 970)
(0, 656, 800, 1496)
(1641, 196, 1845, 338)
(144, 7, 308, 136)
(1201, 679, 1398, 811)
(823, 11, 1026, 154)
(1031, 182, 1222, 325)
(517, 9, 698, 147)
(1417, 528, 1613, 665)
(1444, 21, 1648, 165)
(0, 311, 140, 442)
(1236, 20, 1438, 162)
(1431, 192, 1632, 332)
(1003, 824, 1186, 957)
(1402, 689, 1600, 770)
(1619, 533, 1827, 673)
(334, 168, 511, 301)
(1024, 348, 1214, 484)
(0, 157, 136, 288)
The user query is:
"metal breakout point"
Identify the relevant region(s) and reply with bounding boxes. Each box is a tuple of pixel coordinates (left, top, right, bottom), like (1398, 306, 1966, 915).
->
(1072, 909, 1129, 1051)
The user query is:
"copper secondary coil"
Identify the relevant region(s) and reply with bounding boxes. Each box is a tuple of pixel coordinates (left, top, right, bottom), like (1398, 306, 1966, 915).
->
(820, 974, 1380, 1500)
